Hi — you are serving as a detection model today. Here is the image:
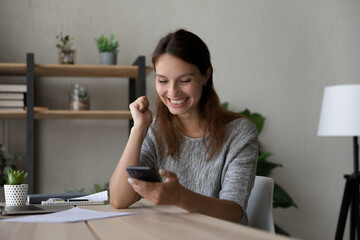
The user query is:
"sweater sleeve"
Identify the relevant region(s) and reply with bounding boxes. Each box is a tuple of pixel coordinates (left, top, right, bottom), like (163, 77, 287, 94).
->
(219, 118, 258, 222)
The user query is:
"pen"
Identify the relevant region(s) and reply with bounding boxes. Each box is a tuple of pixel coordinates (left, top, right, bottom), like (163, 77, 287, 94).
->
(67, 199, 90, 202)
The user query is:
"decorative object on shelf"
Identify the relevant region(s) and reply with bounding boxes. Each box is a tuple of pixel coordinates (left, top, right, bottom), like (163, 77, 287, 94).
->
(222, 103, 297, 236)
(317, 84, 360, 240)
(56, 32, 76, 64)
(95, 34, 119, 65)
(69, 84, 90, 110)
(4, 169, 28, 206)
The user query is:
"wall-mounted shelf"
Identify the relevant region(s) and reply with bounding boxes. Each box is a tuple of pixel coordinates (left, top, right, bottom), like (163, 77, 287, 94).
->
(0, 53, 152, 193)
(0, 110, 132, 119)
(0, 63, 152, 78)
(0, 110, 26, 119)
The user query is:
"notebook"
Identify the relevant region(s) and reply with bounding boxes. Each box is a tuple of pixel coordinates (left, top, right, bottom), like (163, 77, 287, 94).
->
(40, 190, 108, 206)
(0, 204, 72, 216)
(27, 192, 87, 204)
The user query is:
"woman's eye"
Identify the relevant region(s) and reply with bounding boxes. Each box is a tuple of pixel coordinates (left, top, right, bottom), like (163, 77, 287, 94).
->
(180, 79, 191, 83)
(158, 79, 167, 84)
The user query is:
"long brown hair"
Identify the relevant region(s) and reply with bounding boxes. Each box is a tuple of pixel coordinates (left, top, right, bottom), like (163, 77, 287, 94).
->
(152, 29, 241, 160)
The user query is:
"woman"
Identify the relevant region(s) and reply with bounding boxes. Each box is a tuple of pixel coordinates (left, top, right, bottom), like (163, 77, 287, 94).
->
(110, 29, 258, 224)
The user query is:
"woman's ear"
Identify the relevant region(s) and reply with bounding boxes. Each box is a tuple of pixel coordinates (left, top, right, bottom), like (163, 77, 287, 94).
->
(204, 67, 212, 86)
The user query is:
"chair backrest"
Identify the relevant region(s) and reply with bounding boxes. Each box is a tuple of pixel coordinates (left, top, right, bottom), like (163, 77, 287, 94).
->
(247, 176, 275, 233)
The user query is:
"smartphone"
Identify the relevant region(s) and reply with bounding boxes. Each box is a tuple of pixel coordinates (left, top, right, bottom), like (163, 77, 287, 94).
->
(126, 166, 161, 182)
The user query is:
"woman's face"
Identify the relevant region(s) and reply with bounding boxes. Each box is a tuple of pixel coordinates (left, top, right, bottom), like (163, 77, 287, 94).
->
(155, 54, 209, 119)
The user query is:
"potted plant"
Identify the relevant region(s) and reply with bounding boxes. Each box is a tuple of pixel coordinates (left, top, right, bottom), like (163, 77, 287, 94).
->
(95, 34, 119, 65)
(4, 170, 28, 206)
(56, 32, 76, 64)
(0, 143, 22, 202)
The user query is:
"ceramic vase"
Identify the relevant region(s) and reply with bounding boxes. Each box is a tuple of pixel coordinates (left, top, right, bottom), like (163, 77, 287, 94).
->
(99, 52, 117, 65)
(4, 184, 29, 206)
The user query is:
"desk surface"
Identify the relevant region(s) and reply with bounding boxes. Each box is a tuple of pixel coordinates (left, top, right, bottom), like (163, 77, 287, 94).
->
(0, 199, 291, 240)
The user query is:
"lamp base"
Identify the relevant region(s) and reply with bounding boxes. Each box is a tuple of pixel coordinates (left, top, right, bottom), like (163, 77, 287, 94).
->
(335, 173, 360, 240)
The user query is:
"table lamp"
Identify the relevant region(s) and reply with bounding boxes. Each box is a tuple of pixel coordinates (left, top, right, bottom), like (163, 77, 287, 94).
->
(318, 84, 360, 240)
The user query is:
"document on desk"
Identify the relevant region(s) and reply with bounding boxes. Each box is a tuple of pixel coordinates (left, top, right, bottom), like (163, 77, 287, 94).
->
(1, 207, 136, 223)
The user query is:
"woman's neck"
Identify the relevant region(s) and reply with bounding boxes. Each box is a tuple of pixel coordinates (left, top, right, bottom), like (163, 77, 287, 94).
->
(174, 115, 207, 138)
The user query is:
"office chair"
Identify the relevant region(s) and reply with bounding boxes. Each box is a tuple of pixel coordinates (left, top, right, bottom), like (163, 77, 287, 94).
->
(247, 176, 275, 233)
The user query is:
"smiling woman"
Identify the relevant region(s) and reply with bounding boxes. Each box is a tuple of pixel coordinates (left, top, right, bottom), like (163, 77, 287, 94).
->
(109, 29, 258, 225)
(155, 54, 208, 123)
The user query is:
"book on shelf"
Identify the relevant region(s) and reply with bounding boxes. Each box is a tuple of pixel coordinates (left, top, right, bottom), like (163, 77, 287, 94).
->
(0, 84, 27, 92)
(0, 93, 24, 100)
(0, 100, 24, 107)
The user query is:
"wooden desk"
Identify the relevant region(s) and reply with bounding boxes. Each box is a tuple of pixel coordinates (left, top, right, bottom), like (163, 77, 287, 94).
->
(0, 199, 291, 240)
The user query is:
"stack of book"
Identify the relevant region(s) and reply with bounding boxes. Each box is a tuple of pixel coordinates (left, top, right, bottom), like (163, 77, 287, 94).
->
(0, 84, 27, 111)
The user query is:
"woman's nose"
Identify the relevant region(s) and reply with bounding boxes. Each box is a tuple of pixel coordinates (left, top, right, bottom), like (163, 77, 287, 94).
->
(168, 82, 179, 95)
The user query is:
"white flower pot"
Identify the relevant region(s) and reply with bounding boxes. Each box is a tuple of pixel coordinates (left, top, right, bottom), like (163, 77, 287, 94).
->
(4, 184, 29, 206)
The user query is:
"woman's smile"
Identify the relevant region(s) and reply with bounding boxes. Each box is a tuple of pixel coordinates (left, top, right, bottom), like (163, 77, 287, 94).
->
(168, 97, 189, 106)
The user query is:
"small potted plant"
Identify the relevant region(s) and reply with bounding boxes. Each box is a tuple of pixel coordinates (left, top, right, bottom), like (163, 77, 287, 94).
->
(4, 170, 28, 206)
(0, 143, 22, 202)
(56, 32, 76, 64)
(95, 34, 119, 65)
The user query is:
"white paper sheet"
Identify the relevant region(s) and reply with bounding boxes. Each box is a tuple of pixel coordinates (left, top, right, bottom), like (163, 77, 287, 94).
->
(1, 207, 136, 223)
(70, 190, 108, 201)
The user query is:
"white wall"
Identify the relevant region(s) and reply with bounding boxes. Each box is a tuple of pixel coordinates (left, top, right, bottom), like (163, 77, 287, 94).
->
(1, 1, 359, 239)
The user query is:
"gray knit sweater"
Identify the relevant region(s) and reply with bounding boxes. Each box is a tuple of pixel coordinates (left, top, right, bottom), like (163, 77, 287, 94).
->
(139, 117, 258, 224)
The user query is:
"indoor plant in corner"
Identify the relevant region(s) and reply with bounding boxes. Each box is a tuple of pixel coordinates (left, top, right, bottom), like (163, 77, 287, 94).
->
(95, 34, 119, 65)
(4, 170, 28, 206)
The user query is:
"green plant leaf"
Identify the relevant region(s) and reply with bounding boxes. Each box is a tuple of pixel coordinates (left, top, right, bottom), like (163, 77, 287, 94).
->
(258, 152, 272, 162)
(240, 109, 250, 116)
(8, 169, 28, 185)
(95, 34, 119, 52)
(256, 160, 282, 176)
(239, 109, 265, 134)
(273, 183, 298, 209)
(56, 32, 73, 51)
(221, 102, 229, 110)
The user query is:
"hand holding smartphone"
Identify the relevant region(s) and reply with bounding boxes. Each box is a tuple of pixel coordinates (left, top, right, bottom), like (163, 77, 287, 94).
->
(126, 166, 161, 182)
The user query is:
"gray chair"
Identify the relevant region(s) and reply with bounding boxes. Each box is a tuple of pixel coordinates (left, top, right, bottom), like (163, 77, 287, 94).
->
(247, 176, 275, 233)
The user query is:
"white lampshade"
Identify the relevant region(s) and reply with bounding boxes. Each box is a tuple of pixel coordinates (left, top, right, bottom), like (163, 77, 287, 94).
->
(318, 84, 360, 136)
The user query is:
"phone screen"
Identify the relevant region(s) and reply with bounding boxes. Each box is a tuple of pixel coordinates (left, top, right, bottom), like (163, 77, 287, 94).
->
(126, 166, 161, 182)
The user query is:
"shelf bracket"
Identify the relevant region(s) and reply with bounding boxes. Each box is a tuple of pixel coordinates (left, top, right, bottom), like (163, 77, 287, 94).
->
(128, 56, 146, 132)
